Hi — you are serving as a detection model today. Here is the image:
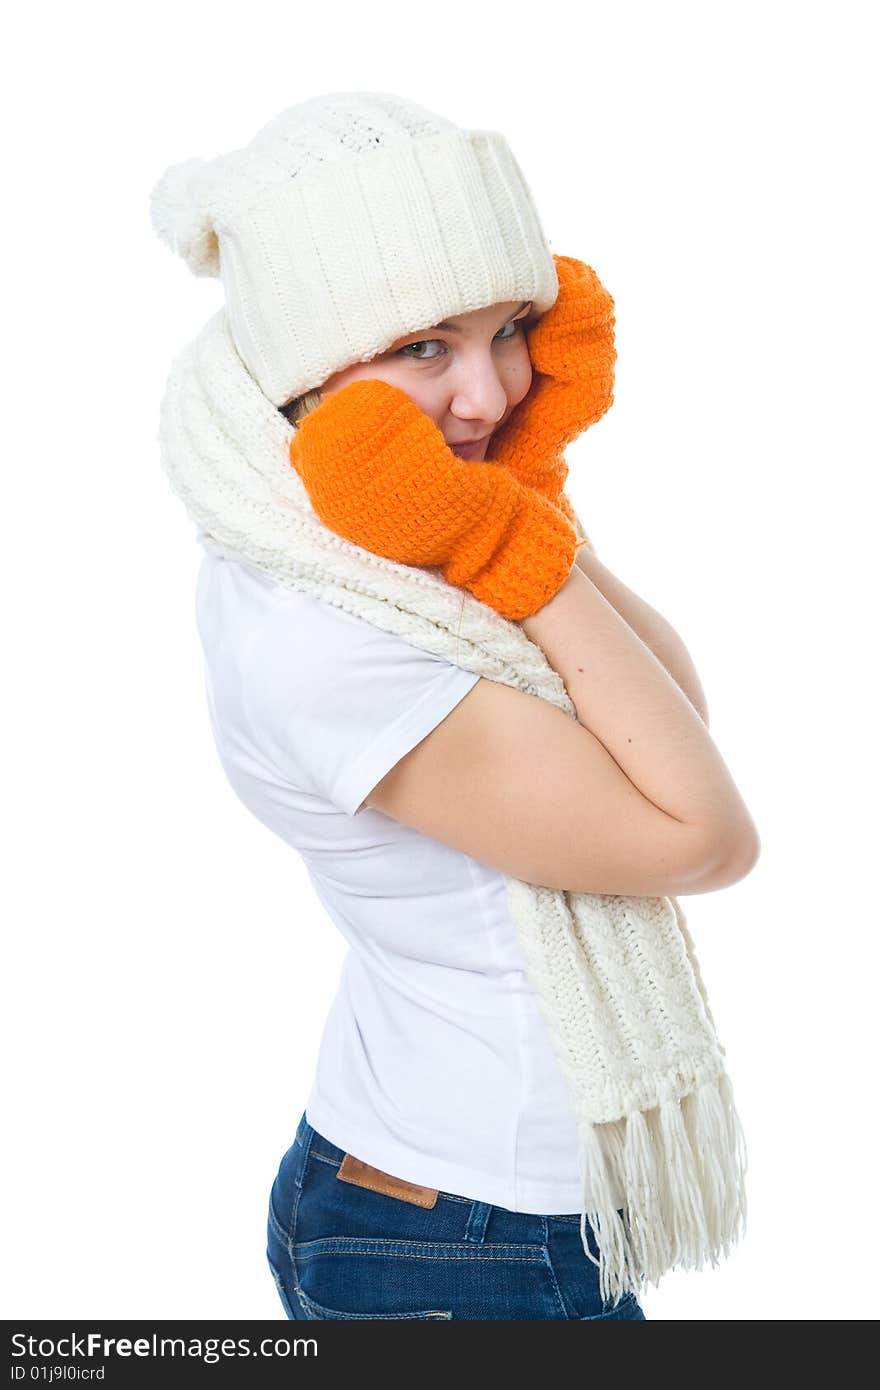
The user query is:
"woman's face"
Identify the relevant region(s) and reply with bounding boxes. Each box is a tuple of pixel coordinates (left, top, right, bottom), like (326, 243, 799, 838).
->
(317, 299, 535, 461)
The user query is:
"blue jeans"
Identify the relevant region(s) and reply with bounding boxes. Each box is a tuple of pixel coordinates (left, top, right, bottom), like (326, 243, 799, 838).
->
(266, 1111, 647, 1320)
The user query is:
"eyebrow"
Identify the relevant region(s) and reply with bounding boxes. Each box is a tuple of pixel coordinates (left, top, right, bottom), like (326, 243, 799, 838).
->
(428, 300, 531, 333)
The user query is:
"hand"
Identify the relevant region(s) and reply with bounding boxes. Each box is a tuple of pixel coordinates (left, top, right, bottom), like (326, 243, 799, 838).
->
(487, 255, 616, 532)
(289, 377, 581, 621)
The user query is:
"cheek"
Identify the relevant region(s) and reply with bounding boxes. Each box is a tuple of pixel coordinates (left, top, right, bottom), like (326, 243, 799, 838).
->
(371, 364, 443, 420)
(339, 362, 428, 411)
(319, 362, 376, 400)
(504, 342, 534, 407)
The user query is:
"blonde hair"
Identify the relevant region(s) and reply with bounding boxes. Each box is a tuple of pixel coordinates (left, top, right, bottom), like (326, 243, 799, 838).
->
(280, 387, 323, 428)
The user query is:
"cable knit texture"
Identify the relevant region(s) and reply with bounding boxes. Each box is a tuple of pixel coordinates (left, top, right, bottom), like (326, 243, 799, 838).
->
(156, 307, 749, 1305)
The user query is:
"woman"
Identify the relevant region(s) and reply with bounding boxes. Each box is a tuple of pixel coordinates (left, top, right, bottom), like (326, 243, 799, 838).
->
(151, 91, 758, 1321)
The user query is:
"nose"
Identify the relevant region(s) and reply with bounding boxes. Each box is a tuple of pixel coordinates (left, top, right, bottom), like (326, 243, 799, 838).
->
(448, 356, 509, 431)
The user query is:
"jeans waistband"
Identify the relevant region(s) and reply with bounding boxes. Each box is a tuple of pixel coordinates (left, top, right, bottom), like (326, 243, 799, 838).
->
(295, 1109, 347, 1163)
(291, 1109, 586, 1225)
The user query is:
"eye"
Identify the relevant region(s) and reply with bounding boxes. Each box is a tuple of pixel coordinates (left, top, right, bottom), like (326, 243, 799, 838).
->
(397, 338, 444, 361)
(395, 317, 526, 361)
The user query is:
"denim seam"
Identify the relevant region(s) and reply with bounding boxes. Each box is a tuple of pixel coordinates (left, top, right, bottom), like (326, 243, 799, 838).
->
(293, 1237, 545, 1262)
(580, 1292, 640, 1320)
(265, 1256, 299, 1321)
(288, 1123, 316, 1317)
(539, 1217, 570, 1319)
(299, 1250, 546, 1264)
(295, 1286, 453, 1320)
(267, 1204, 290, 1245)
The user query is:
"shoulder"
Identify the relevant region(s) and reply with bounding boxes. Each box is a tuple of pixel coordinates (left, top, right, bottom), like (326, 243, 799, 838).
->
(197, 550, 462, 680)
(196, 548, 369, 659)
(195, 551, 481, 814)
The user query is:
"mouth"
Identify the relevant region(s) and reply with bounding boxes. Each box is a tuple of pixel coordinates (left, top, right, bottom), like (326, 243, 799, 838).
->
(450, 434, 492, 459)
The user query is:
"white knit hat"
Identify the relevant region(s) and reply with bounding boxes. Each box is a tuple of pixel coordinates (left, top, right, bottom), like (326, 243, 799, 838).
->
(149, 91, 560, 408)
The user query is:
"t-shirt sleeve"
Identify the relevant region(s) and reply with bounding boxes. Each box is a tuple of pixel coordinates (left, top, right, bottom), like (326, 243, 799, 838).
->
(245, 593, 482, 816)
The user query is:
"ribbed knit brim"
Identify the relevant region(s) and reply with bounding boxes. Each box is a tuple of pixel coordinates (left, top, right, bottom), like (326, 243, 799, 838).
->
(150, 92, 560, 407)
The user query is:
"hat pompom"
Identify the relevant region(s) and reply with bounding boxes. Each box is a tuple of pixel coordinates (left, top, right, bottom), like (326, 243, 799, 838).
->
(149, 157, 221, 278)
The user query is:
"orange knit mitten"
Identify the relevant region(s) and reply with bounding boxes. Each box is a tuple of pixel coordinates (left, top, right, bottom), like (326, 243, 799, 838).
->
(487, 255, 616, 539)
(289, 378, 580, 621)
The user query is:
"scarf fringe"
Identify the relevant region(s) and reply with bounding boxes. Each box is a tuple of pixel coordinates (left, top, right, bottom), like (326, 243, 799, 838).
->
(578, 1070, 748, 1306)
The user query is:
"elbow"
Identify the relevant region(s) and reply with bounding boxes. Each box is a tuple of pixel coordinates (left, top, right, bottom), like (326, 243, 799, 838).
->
(707, 821, 762, 889)
(671, 817, 761, 896)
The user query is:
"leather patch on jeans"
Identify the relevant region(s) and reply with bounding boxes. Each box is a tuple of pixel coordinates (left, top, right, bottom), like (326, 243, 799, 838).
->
(336, 1153, 440, 1208)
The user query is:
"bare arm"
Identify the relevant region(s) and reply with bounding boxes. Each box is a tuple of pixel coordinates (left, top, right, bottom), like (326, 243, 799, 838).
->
(574, 546, 710, 725)
(520, 564, 759, 868)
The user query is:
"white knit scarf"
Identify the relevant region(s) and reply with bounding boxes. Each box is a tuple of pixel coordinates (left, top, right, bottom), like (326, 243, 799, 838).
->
(158, 307, 748, 1306)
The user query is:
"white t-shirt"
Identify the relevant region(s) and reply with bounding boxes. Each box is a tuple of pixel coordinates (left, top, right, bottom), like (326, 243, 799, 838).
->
(195, 545, 603, 1214)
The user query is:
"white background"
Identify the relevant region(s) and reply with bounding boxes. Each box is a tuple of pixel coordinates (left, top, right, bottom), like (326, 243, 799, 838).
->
(4, 0, 877, 1322)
